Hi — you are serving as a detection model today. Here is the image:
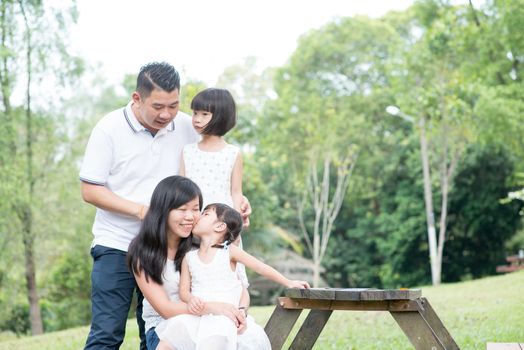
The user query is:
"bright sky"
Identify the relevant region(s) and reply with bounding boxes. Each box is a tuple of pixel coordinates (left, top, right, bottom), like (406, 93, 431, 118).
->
(71, 0, 415, 86)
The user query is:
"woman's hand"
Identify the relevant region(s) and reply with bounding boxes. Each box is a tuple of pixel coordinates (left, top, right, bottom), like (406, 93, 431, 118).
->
(187, 296, 205, 314)
(287, 280, 310, 289)
(204, 302, 246, 328)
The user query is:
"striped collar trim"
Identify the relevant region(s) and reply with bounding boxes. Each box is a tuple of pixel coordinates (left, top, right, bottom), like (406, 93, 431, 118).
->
(123, 102, 175, 133)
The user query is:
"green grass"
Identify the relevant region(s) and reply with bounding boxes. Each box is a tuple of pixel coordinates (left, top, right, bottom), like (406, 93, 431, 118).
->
(1, 270, 523, 349)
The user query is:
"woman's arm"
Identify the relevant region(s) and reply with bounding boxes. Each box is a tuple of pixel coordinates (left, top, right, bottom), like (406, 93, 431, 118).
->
(134, 269, 188, 319)
(231, 151, 243, 213)
(229, 245, 310, 288)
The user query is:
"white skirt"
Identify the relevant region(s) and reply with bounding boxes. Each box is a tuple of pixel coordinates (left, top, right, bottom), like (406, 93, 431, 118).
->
(155, 314, 270, 350)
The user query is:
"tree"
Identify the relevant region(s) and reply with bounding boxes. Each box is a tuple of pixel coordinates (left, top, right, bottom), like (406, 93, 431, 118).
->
(258, 16, 402, 287)
(0, 0, 81, 334)
(387, 0, 485, 285)
(444, 145, 523, 280)
(297, 151, 358, 287)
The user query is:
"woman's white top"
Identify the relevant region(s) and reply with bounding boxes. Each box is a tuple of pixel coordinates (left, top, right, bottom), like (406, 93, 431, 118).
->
(142, 259, 180, 332)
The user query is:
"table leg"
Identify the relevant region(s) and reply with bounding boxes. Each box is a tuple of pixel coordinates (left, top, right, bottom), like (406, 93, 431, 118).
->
(390, 300, 448, 350)
(264, 303, 303, 350)
(416, 298, 460, 350)
(289, 309, 333, 350)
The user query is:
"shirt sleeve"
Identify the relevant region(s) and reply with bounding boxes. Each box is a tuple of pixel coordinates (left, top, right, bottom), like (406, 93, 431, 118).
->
(79, 125, 113, 185)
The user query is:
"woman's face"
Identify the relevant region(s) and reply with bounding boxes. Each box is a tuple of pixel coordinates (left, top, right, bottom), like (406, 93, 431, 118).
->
(166, 197, 201, 239)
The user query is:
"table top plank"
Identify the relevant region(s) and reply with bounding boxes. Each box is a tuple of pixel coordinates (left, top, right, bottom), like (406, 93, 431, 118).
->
(285, 288, 421, 301)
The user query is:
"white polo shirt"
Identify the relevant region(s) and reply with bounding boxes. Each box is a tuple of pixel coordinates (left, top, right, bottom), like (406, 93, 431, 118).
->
(79, 101, 199, 252)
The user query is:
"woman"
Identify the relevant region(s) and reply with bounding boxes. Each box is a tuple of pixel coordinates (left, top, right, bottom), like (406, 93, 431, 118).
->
(127, 176, 270, 349)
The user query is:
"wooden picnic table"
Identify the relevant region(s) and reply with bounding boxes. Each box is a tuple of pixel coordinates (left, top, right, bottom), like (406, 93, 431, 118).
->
(264, 287, 459, 350)
(496, 254, 524, 273)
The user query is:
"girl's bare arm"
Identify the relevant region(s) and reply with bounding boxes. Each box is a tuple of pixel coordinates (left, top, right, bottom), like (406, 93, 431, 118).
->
(229, 245, 310, 288)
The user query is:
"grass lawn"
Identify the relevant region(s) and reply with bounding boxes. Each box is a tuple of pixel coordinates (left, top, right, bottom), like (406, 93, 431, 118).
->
(1, 270, 523, 349)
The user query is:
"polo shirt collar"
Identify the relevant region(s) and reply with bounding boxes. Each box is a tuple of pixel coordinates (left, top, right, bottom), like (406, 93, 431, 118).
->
(123, 101, 175, 134)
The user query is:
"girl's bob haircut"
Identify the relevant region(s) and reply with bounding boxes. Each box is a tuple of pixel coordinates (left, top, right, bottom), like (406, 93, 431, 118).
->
(191, 88, 236, 136)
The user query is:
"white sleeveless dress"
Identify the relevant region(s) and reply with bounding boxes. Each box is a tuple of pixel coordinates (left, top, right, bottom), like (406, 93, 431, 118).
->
(182, 142, 249, 288)
(155, 249, 270, 350)
(182, 142, 239, 209)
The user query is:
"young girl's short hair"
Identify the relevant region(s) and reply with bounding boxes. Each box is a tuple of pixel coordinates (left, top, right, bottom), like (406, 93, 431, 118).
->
(191, 88, 236, 136)
(206, 203, 243, 247)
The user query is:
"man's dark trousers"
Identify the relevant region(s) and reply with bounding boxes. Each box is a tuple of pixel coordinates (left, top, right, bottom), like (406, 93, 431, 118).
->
(84, 245, 146, 350)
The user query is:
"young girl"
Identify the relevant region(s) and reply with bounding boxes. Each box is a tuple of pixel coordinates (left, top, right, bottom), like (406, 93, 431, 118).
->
(127, 176, 269, 350)
(179, 87, 250, 289)
(155, 203, 310, 350)
(179, 87, 242, 212)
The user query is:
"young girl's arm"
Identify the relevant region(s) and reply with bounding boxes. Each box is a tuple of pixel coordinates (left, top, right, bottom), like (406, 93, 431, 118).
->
(179, 256, 204, 314)
(179, 151, 186, 177)
(231, 151, 243, 213)
(229, 245, 310, 289)
(239, 287, 250, 310)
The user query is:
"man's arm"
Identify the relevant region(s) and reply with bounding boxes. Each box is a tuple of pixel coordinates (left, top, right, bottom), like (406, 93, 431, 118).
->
(81, 181, 146, 220)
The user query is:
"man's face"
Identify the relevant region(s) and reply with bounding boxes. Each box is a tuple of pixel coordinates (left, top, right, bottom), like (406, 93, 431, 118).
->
(132, 88, 180, 132)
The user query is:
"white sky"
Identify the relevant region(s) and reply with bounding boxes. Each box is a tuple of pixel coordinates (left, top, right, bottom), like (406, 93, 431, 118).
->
(71, 0, 415, 86)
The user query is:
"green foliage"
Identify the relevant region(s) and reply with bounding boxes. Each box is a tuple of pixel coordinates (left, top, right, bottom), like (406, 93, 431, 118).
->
(179, 79, 207, 115)
(1, 0, 524, 333)
(39, 248, 92, 332)
(0, 302, 30, 335)
(444, 145, 523, 280)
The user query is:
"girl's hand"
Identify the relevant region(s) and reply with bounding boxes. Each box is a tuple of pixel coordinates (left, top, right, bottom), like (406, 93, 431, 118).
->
(187, 296, 204, 314)
(237, 318, 247, 334)
(287, 280, 310, 289)
(240, 196, 252, 228)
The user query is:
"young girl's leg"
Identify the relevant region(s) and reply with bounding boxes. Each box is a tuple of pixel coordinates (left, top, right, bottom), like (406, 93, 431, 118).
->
(198, 335, 230, 350)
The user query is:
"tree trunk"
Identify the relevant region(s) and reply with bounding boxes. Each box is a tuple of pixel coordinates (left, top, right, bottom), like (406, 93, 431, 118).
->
(297, 152, 357, 288)
(419, 117, 440, 285)
(313, 261, 321, 288)
(19, 0, 43, 334)
(20, 204, 43, 334)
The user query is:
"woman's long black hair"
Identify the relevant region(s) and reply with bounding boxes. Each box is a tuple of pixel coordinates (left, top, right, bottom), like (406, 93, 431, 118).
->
(127, 176, 202, 284)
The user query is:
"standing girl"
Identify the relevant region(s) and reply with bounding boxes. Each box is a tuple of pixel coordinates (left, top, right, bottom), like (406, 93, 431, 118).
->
(127, 176, 269, 350)
(155, 203, 309, 350)
(179, 88, 242, 212)
(180, 87, 250, 288)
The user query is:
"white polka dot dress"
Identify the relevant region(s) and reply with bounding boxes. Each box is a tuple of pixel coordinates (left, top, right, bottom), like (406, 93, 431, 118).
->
(182, 143, 239, 209)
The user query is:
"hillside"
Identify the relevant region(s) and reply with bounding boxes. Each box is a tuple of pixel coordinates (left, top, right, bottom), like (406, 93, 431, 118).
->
(1, 270, 523, 349)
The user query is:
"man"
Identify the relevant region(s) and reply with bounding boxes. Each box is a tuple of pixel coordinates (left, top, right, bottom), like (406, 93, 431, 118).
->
(80, 62, 250, 349)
